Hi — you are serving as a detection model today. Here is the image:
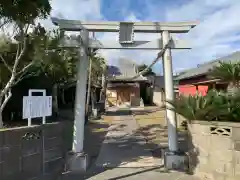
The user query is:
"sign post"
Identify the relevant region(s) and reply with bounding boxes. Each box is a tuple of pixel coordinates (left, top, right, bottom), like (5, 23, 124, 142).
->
(23, 89, 52, 126)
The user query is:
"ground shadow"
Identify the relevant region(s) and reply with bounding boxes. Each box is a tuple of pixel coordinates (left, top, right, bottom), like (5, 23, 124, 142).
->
(59, 108, 110, 180)
(60, 108, 199, 180)
(186, 130, 200, 175)
(131, 107, 199, 175)
(106, 109, 132, 116)
(134, 123, 190, 157)
(108, 165, 164, 180)
(132, 106, 165, 116)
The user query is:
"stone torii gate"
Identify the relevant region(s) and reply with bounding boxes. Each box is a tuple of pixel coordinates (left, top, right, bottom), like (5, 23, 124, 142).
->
(51, 18, 197, 171)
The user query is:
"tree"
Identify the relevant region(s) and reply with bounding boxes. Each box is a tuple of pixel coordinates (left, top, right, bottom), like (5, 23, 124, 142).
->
(208, 61, 240, 95)
(0, 0, 51, 25)
(0, 0, 51, 127)
(25, 28, 79, 116)
(137, 64, 156, 76)
(91, 55, 106, 85)
(86, 53, 106, 115)
(32, 32, 105, 116)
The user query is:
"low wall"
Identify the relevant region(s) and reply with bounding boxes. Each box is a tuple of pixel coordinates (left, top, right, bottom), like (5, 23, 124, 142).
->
(0, 121, 73, 180)
(188, 121, 240, 180)
(153, 91, 165, 107)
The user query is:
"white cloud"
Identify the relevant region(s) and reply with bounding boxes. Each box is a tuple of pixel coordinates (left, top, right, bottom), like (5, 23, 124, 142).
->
(110, 0, 240, 73)
(51, 0, 102, 20)
(164, 0, 240, 72)
(37, 0, 240, 74)
(40, 0, 102, 29)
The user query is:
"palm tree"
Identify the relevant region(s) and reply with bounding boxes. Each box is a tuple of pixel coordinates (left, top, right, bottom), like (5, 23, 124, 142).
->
(208, 61, 240, 95)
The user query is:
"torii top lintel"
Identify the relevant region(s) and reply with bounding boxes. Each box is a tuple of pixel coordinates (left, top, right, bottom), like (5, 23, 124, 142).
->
(51, 17, 198, 33)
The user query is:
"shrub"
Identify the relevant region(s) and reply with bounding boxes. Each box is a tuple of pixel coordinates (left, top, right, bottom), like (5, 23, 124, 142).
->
(168, 90, 240, 122)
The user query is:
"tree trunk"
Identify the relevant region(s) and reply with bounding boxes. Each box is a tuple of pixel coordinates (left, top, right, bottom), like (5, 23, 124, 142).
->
(91, 91, 95, 110)
(91, 90, 99, 119)
(86, 57, 92, 114)
(0, 111, 3, 128)
(52, 84, 59, 116)
(100, 73, 106, 102)
(61, 89, 66, 105)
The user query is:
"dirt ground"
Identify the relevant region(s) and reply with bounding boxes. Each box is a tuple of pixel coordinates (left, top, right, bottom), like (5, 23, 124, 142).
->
(133, 107, 187, 153)
(83, 116, 111, 164)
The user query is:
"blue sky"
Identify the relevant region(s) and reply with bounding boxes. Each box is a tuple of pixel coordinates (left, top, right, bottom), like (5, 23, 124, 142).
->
(43, 0, 240, 74)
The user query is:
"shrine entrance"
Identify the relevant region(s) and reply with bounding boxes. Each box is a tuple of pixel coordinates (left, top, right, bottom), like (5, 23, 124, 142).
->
(51, 18, 197, 167)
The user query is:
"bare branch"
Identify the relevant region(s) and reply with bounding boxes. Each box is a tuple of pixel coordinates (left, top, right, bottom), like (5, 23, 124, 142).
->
(24, 24, 30, 34)
(14, 71, 38, 85)
(16, 61, 34, 76)
(12, 23, 30, 73)
(0, 89, 12, 112)
(13, 35, 28, 74)
(0, 24, 30, 116)
(0, 54, 12, 72)
(16, 43, 20, 59)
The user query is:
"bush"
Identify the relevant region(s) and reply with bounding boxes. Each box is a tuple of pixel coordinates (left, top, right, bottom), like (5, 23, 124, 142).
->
(168, 90, 240, 122)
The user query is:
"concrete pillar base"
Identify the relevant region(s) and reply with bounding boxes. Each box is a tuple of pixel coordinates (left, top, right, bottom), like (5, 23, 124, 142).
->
(65, 151, 89, 172)
(163, 150, 189, 171)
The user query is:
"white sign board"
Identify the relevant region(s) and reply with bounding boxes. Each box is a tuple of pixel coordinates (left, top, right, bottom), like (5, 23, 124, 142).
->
(23, 96, 52, 119)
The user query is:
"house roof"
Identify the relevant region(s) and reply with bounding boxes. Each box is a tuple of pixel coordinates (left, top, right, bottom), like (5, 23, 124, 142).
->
(107, 58, 148, 82)
(175, 51, 240, 81)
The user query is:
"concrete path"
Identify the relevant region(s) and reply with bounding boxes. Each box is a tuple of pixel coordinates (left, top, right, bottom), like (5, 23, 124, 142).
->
(88, 109, 199, 180)
(63, 109, 200, 180)
(95, 111, 162, 168)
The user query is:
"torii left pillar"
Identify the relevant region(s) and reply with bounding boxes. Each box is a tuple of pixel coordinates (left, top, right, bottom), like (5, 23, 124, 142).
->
(66, 30, 89, 172)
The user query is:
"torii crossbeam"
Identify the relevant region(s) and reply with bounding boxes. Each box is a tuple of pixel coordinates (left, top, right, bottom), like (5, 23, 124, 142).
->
(52, 17, 197, 50)
(51, 17, 198, 171)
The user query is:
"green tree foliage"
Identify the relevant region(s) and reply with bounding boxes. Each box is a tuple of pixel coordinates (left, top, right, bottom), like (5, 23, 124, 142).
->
(137, 64, 156, 76)
(0, 0, 51, 24)
(91, 55, 106, 85)
(26, 26, 79, 85)
(0, 0, 51, 127)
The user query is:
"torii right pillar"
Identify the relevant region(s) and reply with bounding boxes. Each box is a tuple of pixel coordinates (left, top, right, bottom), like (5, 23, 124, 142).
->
(162, 30, 187, 170)
(162, 31, 178, 152)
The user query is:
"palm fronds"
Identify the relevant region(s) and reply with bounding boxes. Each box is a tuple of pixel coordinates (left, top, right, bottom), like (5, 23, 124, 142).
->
(208, 61, 240, 82)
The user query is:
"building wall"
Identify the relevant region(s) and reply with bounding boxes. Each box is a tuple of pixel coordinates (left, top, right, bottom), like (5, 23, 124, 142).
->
(188, 121, 240, 180)
(153, 87, 165, 107)
(106, 85, 141, 107)
(178, 85, 209, 96)
(178, 75, 215, 96)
